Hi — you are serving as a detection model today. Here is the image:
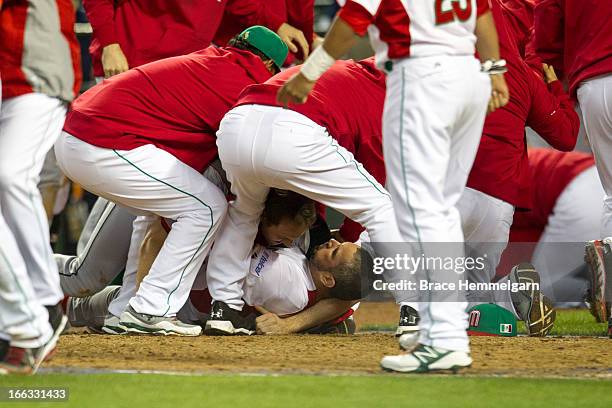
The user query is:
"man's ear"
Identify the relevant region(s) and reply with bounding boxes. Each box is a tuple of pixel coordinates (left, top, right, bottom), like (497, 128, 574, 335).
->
(320, 271, 336, 289)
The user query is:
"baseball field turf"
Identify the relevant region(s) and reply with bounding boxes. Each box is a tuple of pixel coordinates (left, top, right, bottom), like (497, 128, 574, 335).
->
(2, 373, 610, 408)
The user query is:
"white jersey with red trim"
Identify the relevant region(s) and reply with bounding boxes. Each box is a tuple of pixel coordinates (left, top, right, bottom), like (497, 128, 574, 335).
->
(339, 0, 490, 67)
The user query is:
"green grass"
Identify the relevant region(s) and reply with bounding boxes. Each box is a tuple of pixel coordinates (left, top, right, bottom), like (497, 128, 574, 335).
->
(1, 373, 610, 408)
(361, 309, 609, 336)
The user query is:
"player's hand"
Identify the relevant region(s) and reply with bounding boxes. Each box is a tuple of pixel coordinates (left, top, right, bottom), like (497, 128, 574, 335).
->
(542, 63, 558, 84)
(102, 43, 129, 78)
(277, 23, 309, 59)
(487, 74, 510, 114)
(277, 72, 315, 106)
(256, 313, 294, 335)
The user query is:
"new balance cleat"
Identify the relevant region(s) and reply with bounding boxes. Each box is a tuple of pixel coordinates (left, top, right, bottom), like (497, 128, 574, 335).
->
(119, 306, 202, 336)
(381, 344, 472, 374)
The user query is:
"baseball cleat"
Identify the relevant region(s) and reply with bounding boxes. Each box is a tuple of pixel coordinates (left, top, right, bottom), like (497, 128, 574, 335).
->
(0, 313, 67, 375)
(380, 344, 472, 374)
(395, 305, 420, 336)
(119, 306, 202, 336)
(509, 263, 556, 336)
(584, 239, 611, 322)
(203, 301, 256, 336)
(100, 315, 127, 335)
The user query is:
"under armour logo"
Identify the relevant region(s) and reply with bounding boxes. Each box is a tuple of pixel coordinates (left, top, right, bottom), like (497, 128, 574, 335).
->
(211, 310, 223, 319)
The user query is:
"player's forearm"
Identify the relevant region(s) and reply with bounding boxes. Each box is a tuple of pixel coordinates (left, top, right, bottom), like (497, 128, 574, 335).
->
(282, 298, 355, 333)
(475, 11, 501, 62)
(320, 17, 358, 60)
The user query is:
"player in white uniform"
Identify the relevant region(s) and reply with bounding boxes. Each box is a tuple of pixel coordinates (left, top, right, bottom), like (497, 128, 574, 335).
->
(67, 239, 365, 335)
(278, 0, 509, 372)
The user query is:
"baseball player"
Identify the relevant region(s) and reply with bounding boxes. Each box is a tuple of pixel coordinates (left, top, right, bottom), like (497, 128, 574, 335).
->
(54, 27, 289, 336)
(535, 0, 612, 327)
(83, 0, 308, 80)
(499, 148, 603, 310)
(0, 0, 80, 374)
(453, 0, 579, 337)
(66, 238, 366, 336)
(203, 58, 414, 338)
(278, 0, 508, 373)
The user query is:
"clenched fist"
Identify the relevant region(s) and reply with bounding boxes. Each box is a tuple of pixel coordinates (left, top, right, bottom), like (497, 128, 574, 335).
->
(102, 43, 129, 78)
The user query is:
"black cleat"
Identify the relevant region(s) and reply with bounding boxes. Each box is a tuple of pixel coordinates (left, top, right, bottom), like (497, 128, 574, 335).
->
(395, 305, 420, 336)
(204, 301, 256, 336)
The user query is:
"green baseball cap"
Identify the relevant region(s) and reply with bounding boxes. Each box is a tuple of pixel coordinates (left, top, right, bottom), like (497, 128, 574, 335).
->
(467, 303, 517, 337)
(237, 25, 288, 70)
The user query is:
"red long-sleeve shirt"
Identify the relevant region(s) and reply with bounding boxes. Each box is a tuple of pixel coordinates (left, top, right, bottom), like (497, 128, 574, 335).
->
(534, 0, 612, 97)
(83, 0, 285, 77)
(237, 59, 386, 241)
(63, 47, 273, 173)
(466, 0, 579, 210)
(214, 0, 314, 62)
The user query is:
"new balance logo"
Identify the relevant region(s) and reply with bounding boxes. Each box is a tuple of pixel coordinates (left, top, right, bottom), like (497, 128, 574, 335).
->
(413, 346, 440, 363)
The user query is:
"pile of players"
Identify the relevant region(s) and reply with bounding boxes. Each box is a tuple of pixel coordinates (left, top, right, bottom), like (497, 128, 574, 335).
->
(1, 0, 610, 375)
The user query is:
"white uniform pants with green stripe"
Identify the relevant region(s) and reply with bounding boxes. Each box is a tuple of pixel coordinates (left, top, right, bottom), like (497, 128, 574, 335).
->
(55, 133, 227, 317)
(0, 93, 66, 347)
(383, 56, 490, 353)
(207, 105, 404, 310)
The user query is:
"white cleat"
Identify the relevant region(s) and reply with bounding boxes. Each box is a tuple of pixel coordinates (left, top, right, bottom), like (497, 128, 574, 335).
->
(381, 344, 472, 374)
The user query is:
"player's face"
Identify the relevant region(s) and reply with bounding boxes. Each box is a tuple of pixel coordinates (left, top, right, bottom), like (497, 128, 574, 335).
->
(312, 239, 359, 270)
(261, 217, 308, 248)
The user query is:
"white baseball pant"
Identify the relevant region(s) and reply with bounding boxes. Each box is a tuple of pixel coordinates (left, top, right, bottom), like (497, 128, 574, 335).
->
(206, 105, 404, 310)
(456, 187, 515, 310)
(577, 74, 612, 238)
(55, 133, 227, 317)
(0, 93, 66, 347)
(531, 165, 604, 305)
(383, 56, 490, 352)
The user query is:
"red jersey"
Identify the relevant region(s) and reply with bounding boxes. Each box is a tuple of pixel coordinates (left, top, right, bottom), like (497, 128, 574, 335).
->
(238, 58, 386, 241)
(466, 0, 579, 209)
(214, 0, 314, 62)
(534, 0, 612, 97)
(63, 47, 273, 173)
(83, 0, 284, 77)
(1, 0, 81, 101)
(337, 0, 489, 68)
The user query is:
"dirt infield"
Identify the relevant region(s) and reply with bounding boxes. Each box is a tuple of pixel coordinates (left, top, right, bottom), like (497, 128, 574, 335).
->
(48, 302, 611, 378)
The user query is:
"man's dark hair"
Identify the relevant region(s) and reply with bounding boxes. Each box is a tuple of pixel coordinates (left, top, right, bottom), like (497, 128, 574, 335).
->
(227, 35, 280, 74)
(329, 247, 374, 301)
(262, 189, 316, 227)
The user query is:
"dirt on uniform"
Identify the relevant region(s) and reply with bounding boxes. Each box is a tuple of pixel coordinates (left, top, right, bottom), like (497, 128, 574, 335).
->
(48, 302, 612, 378)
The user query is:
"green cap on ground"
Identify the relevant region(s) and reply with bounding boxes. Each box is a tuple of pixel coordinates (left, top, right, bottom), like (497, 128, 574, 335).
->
(467, 303, 517, 337)
(237, 25, 288, 70)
